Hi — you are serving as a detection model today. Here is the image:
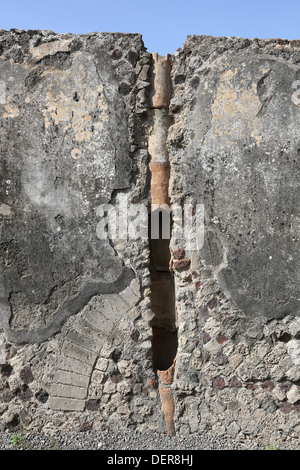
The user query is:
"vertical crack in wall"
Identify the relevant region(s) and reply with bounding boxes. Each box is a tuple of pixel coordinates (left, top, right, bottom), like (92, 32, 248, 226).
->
(148, 53, 177, 436)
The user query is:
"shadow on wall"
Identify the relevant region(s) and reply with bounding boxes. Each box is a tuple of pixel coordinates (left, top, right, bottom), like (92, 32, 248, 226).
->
(149, 208, 178, 371)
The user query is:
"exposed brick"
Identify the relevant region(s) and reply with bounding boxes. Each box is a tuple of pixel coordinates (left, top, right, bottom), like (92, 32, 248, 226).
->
(55, 357, 92, 377)
(50, 383, 87, 400)
(61, 341, 97, 366)
(48, 397, 85, 411)
(52, 370, 90, 388)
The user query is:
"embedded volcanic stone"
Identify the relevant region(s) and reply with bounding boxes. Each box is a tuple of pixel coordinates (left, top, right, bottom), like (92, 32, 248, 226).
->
(212, 377, 226, 389)
(20, 366, 34, 384)
(85, 399, 100, 411)
(35, 389, 49, 403)
(0, 364, 13, 377)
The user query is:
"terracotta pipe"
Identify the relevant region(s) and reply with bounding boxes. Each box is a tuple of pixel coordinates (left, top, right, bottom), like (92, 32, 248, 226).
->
(149, 53, 177, 436)
(149, 55, 171, 208)
(157, 354, 177, 436)
(150, 53, 172, 109)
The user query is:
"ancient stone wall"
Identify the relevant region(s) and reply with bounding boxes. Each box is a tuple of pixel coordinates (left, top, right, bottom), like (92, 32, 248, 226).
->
(1, 29, 300, 443)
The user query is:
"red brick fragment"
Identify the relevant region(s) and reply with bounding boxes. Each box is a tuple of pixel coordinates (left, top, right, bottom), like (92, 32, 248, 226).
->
(173, 258, 191, 270)
(172, 248, 185, 260)
(216, 334, 228, 344)
(212, 376, 225, 389)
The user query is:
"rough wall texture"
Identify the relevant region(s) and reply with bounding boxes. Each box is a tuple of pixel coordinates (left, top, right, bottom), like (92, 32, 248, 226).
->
(169, 36, 300, 441)
(1, 30, 300, 443)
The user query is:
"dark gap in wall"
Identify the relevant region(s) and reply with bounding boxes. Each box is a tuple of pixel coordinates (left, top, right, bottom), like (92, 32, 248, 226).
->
(149, 209, 178, 371)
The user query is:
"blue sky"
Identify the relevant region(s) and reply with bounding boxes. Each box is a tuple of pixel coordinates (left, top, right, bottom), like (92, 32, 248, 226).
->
(1, 0, 300, 55)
